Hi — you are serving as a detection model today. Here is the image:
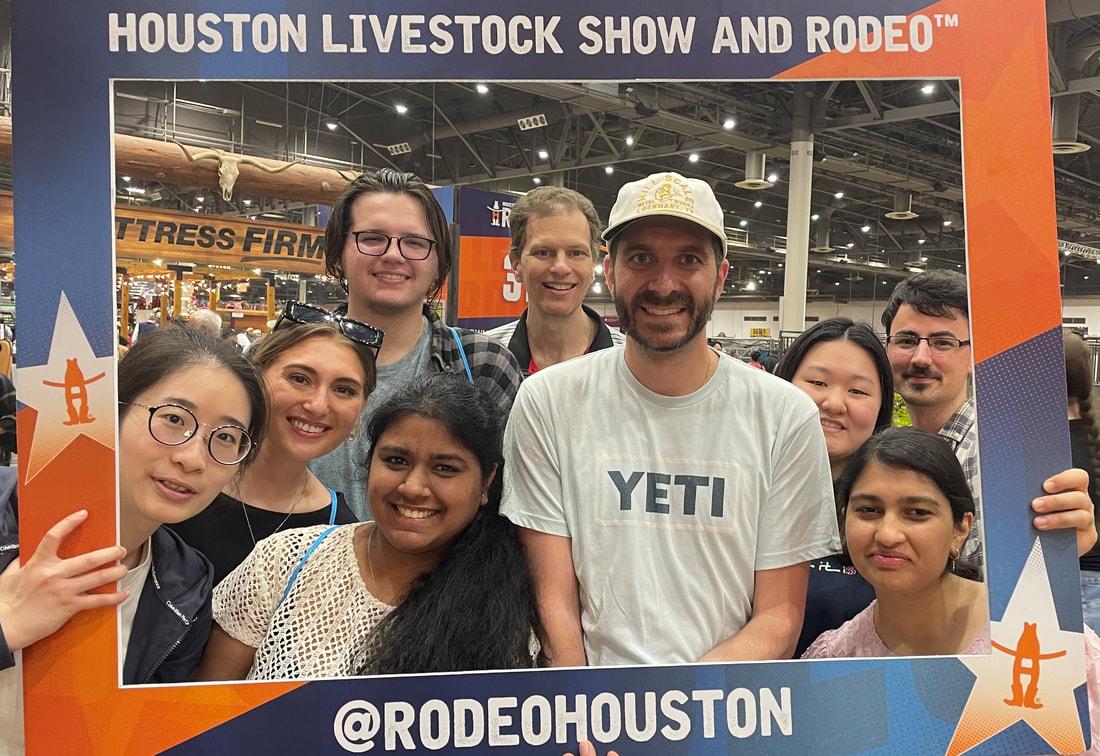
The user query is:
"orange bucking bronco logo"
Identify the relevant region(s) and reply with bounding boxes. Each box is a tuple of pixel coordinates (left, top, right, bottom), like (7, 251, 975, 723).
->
(992, 622, 1068, 710)
(41, 357, 106, 426)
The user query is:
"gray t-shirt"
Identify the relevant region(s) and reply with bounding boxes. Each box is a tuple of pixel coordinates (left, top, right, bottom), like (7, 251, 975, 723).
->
(501, 348, 839, 665)
(310, 318, 432, 519)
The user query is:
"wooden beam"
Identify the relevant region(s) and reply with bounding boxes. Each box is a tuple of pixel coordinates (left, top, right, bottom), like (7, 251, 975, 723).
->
(0, 117, 356, 205)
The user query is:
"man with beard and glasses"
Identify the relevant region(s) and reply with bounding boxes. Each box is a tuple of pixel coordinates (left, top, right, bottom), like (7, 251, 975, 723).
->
(500, 172, 839, 666)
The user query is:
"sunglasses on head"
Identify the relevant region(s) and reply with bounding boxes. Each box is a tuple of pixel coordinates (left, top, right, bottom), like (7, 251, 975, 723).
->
(274, 301, 385, 352)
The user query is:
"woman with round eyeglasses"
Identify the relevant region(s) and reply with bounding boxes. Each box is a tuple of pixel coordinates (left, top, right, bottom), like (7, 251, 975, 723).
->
(171, 301, 381, 586)
(116, 327, 267, 684)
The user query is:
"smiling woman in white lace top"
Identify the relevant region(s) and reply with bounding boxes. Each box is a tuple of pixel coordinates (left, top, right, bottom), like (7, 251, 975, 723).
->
(197, 374, 541, 679)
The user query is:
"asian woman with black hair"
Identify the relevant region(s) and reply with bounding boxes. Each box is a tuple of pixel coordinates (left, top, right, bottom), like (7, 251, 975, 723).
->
(198, 373, 539, 679)
(117, 327, 267, 684)
(775, 318, 894, 654)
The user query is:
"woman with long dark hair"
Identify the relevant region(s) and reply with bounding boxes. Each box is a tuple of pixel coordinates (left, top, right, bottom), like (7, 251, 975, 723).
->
(198, 373, 539, 679)
(1066, 332, 1100, 633)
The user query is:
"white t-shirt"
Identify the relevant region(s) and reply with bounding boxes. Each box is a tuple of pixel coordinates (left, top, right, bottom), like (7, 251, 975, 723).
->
(501, 347, 839, 666)
(118, 537, 153, 670)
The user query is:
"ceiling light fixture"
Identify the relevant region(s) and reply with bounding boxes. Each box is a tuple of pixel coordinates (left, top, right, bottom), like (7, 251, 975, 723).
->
(921, 83, 936, 95)
(688, 153, 700, 163)
(395, 104, 408, 115)
(861, 224, 871, 233)
(625, 135, 635, 146)
(537, 149, 549, 160)
(723, 117, 736, 130)
(476, 83, 489, 95)
(739, 219, 749, 227)
(811, 213, 820, 221)
(767, 173, 779, 183)
(834, 191, 844, 199)
(754, 200, 763, 209)
(324, 120, 338, 131)
(532, 177, 542, 185)
(604, 166, 614, 175)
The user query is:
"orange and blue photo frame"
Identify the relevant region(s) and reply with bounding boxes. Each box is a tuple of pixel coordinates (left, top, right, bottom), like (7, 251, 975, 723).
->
(11, 1, 1089, 753)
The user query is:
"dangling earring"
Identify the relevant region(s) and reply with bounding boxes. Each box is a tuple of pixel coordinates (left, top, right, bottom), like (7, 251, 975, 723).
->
(480, 491, 488, 506)
(949, 547, 960, 573)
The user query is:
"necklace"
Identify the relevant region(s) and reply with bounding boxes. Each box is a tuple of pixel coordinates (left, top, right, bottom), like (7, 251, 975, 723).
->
(365, 523, 378, 587)
(240, 474, 310, 547)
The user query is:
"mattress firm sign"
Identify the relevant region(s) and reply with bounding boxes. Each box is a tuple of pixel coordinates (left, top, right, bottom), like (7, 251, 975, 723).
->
(114, 203, 325, 273)
(0, 192, 324, 273)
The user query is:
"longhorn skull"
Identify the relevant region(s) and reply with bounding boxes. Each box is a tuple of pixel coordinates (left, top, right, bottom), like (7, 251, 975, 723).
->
(174, 141, 300, 201)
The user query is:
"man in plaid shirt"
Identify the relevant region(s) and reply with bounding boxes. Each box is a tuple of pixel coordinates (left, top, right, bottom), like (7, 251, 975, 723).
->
(310, 168, 522, 519)
(881, 270, 1091, 568)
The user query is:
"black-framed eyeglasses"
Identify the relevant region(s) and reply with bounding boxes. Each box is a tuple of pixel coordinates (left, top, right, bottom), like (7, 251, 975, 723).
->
(123, 402, 253, 465)
(887, 334, 971, 353)
(274, 301, 385, 352)
(352, 231, 436, 261)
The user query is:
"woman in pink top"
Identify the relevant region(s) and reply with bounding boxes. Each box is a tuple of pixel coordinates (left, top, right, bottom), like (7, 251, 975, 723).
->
(803, 428, 1100, 752)
(802, 427, 987, 658)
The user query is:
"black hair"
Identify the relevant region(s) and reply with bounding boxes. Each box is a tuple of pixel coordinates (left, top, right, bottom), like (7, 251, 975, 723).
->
(118, 327, 267, 466)
(775, 317, 894, 433)
(360, 374, 540, 673)
(1065, 331, 1100, 496)
(880, 269, 969, 335)
(836, 427, 977, 578)
(325, 168, 453, 304)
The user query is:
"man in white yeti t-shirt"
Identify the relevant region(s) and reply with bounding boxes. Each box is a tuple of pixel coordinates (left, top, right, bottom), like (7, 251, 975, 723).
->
(500, 172, 839, 667)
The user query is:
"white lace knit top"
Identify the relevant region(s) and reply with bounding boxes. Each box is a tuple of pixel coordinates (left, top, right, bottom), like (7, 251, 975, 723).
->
(213, 524, 392, 680)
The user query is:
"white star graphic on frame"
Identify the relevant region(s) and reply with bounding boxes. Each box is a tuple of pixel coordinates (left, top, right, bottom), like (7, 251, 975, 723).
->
(17, 293, 114, 483)
(947, 538, 1088, 755)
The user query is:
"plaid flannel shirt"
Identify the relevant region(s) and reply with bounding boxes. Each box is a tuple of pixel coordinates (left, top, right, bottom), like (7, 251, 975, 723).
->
(939, 397, 982, 568)
(424, 305, 523, 417)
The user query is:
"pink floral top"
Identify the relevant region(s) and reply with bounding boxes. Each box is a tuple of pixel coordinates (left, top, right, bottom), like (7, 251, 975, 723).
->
(801, 601, 989, 658)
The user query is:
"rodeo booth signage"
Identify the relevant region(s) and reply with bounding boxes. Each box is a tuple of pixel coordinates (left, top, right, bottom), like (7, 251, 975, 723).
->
(11, 1, 1088, 754)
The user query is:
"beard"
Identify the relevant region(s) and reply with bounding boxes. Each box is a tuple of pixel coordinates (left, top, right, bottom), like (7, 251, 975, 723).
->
(614, 289, 716, 353)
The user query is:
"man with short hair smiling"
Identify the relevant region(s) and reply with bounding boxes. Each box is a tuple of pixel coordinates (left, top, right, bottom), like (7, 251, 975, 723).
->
(486, 187, 623, 375)
(882, 271, 974, 465)
(501, 172, 839, 666)
(883, 269, 1098, 564)
(310, 168, 522, 520)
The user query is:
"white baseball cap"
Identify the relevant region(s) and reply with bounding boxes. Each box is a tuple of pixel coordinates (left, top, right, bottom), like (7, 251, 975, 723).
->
(602, 171, 727, 250)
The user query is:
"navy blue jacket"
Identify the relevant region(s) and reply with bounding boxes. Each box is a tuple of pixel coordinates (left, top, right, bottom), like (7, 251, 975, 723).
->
(123, 526, 213, 684)
(0, 467, 19, 670)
